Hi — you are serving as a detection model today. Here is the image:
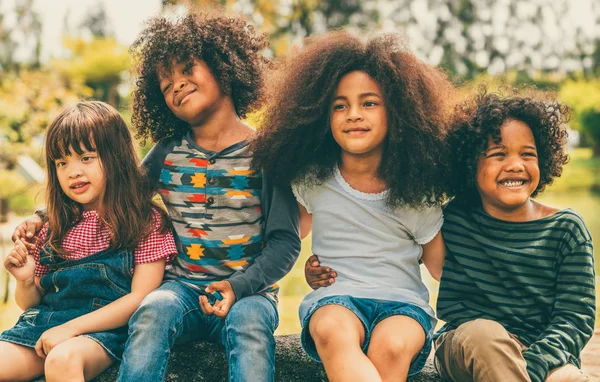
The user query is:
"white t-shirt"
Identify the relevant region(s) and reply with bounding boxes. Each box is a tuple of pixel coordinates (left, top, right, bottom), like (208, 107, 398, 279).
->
(293, 168, 443, 327)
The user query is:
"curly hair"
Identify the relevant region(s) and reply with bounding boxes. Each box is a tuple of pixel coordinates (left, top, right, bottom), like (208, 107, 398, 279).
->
(447, 87, 570, 205)
(130, 10, 270, 142)
(250, 31, 456, 208)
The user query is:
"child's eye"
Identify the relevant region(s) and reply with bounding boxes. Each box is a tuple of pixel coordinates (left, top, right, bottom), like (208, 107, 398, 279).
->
(363, 101, 377, 107)
(523, 152, 537, 157)
(487, 152, 505, 158)
(161, 84, 171, 94)
(82, 155, 96, 162)
(333, 104, 347, 111)
(55, 161, 67, 168)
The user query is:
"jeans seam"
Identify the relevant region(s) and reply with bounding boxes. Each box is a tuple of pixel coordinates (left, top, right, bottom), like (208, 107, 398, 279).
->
(172, 307, 204, 342)
(225, 318, 234, 382)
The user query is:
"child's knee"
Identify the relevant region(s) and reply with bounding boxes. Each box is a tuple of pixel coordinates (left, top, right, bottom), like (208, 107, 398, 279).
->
(456, 318, 509, 344)
(131, 289, 181, 328)
(453, 319, 521, 360)
(45, 345, 82, 375)
(370, 335, 419, 362)
(310, 313, 362, 347)
(225, 297, 276, 330)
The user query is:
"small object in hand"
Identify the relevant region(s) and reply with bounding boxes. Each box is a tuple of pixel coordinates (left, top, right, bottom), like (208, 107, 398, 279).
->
(212, 291, 223, 301)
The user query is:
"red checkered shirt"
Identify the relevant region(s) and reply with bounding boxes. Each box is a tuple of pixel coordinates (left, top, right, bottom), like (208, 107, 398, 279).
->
(32, 209, 177, 277)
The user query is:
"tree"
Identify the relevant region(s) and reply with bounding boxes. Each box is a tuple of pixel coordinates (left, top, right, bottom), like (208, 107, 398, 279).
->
(560, 78, 600, 156)
(79, 1, 113, 38)
(0, 0, 42, 71)
(51, 37, 130, 107)
(0, 70, 89, 164)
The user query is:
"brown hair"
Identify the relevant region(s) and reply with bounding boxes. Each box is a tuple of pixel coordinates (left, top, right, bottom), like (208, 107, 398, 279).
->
(45, 101, 170, 257)
(251, 31, 456, 208)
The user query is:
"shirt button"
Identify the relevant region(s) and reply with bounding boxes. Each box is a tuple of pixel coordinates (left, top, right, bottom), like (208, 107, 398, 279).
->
(208, 177, 215, 185)
(208, 158, 216, 164)
(207, 197, 215, 204)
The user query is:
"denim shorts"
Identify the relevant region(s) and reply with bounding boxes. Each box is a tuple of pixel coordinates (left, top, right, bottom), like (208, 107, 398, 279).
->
(301, 295, 434, 376)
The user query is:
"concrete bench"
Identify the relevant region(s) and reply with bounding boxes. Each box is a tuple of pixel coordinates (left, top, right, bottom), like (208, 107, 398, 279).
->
(34, 334, 442, 381)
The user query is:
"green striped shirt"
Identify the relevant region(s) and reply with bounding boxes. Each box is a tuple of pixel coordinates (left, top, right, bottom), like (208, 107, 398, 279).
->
(437, 200, 596, 382)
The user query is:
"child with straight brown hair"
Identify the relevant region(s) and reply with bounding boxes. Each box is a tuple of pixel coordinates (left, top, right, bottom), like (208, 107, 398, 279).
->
(1, 101, 177, 382)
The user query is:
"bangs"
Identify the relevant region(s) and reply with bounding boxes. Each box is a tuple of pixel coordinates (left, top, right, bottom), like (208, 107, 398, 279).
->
(46, 113, 97, 161)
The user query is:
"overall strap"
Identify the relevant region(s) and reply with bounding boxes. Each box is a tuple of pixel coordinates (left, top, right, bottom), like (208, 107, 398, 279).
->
(38, 228, 61, 268)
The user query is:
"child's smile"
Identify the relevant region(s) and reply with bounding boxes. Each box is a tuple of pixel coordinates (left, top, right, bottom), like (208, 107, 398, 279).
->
(158, 59, 224, 125)
(497, 177, 529, 189)
(174, 88, 197, 107)
(69, 181, 91, 194)
(476, 119, 540, 217)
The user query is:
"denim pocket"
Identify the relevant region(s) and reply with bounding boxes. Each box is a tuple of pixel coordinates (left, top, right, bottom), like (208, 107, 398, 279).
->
(20, 309, 40, 326)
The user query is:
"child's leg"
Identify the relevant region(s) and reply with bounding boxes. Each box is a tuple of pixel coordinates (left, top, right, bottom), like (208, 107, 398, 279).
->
(117, 281, 211, 382)
(221, 295, 278, 382)
(367, 316, 426, 381)
(0, 341, 44, 381)
(434, 318, 529, 382)
(310, 305, 381, 382)
(545, 363, 589, 382)
(44, 336, 113, 382)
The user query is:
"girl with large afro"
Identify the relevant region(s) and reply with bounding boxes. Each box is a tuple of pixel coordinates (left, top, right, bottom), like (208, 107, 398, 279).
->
(251, 30, 456, 381)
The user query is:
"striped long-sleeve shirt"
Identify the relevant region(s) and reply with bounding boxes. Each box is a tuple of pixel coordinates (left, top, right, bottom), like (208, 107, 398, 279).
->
(437, 200, 595, 382)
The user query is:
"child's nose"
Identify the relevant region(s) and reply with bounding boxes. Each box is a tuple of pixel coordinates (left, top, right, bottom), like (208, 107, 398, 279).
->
(346, 106, 363, 122)
(173, 81, 186, 93)
(504, 157, 525, 171)
(68, 166, 83, 178)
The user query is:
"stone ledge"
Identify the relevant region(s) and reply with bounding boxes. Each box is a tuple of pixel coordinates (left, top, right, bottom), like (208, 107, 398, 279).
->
(34, 334, 442, 381)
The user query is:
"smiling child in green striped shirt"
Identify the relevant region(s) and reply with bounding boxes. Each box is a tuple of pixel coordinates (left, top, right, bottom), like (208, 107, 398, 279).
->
(435, 89, 595, 382)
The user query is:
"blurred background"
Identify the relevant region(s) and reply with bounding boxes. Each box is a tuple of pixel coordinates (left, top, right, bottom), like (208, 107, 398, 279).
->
(0, 0, 599, 336)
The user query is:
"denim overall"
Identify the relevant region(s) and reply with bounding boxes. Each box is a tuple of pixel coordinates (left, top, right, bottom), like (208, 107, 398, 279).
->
(0, 241, 134, 360)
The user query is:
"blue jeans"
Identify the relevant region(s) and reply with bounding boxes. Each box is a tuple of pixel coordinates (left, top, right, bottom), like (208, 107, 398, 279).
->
(117, 281, 279, 382)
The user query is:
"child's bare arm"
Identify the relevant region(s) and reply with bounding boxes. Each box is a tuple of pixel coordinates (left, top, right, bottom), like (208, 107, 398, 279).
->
(34, 259, 166, 358)
(4, 239, 42, 309)
(305, 255, 337, 289)
(421, 231, 445, 281)
(298, 203, 313, 240)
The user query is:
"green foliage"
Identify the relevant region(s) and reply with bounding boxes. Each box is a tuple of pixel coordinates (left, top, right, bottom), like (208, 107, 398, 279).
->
(581, 109, 600, 155)
(0, 170, 43, 215)
(52, 37, 130, 105)
(0, 171, 27, 199)
(545, 148, 600, 193)
(559, 79, 600, 155)
(8, 188, 41, 216)
(0, 70, 89, 164)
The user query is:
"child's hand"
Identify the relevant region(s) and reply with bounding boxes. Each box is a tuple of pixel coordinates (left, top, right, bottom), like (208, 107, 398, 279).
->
(199, 281, 235, 318)
(4, 239, 35, 284)
(35, 323, 78, 358)
(305, 255, 337, 289)
(11, 214, 43, 251)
